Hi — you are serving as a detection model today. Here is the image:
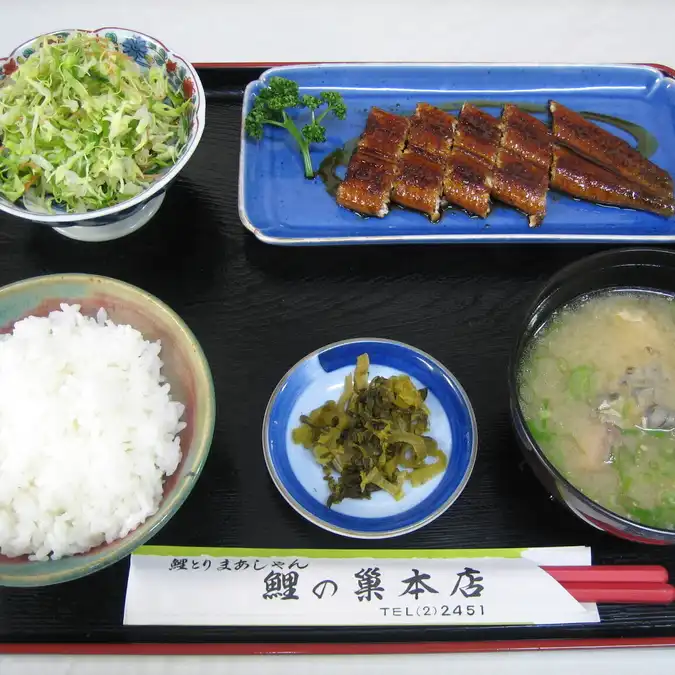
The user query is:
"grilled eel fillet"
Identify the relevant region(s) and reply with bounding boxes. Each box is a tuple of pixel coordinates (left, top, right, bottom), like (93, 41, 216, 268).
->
(391, 149, 445, 221)
(453, 103, 502, 165)
(550, 146, 675, 218)
(488, 148, 549, 226)
(406, 118, 452, 164)
(443, 148, 493, 218)
(550, 100, 673, 199)
(411, 103, 456, 161)
(335, 150, 400, 217)
(338, 102, 675, 222)
(500, 104, 553, 170)
(358, 107, 410, 161)
(484, 107, 552, 226)
(336, 108, 410, 217)
(445, 105, 551, 224)
(441, 103, 500, 217)
(390, 104, 455, 220)
(415, 102, 457, 132)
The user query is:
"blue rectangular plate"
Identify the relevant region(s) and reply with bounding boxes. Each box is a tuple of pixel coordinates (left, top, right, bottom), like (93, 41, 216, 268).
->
(239, 63, 675, 245)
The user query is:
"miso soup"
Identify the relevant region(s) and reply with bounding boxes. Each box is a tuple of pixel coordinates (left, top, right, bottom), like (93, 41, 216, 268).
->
(518, 289, 675, 530)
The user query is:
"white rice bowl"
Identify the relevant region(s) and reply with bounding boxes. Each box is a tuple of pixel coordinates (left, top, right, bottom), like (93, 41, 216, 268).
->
(0, 303, 185, 561)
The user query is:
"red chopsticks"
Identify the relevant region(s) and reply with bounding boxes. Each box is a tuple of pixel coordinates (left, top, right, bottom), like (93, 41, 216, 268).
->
(543, 565, 669, 584)
(542, 565, 674, 604)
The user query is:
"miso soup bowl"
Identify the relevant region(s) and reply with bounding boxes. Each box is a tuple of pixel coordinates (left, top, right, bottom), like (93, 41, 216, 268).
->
(509, 247, 675, 546)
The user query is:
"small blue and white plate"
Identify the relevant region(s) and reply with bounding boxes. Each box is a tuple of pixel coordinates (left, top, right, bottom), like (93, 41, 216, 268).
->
(263, 338, 477, 538)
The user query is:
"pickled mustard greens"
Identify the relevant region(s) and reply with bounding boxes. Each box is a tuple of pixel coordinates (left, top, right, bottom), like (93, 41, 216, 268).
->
(518, 291, 675, 530)
(0, 32, 191, 213)
(292, 354, 447, 506)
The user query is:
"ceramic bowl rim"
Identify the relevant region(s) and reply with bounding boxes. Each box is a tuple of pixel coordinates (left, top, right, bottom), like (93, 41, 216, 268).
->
(262, 337, 478, 539)
(0, 27, 206, 224)
(0, 273, 216, 586)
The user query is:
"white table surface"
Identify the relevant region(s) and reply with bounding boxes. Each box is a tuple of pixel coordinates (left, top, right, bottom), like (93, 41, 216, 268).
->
(2, 0, 675, 66)
(3, 1, 675, 672)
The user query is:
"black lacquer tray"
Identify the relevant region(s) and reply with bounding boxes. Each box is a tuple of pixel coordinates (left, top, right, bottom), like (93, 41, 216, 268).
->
(2, 66, 675, 655)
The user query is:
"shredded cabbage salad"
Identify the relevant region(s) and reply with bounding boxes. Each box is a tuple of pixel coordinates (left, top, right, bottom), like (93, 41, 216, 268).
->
(0, 32, 191, 213)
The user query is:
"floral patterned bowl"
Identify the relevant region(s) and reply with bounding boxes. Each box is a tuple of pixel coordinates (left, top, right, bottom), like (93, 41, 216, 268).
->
(0, 28, 205, 241)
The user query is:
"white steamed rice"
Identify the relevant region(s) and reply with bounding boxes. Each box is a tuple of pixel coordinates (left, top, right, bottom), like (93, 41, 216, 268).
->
(0, 304, 185, 561)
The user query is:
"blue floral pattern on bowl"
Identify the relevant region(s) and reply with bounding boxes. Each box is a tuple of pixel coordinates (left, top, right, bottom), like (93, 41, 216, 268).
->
(0, 27, 204, 229)
(121, 35, 149, 66)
